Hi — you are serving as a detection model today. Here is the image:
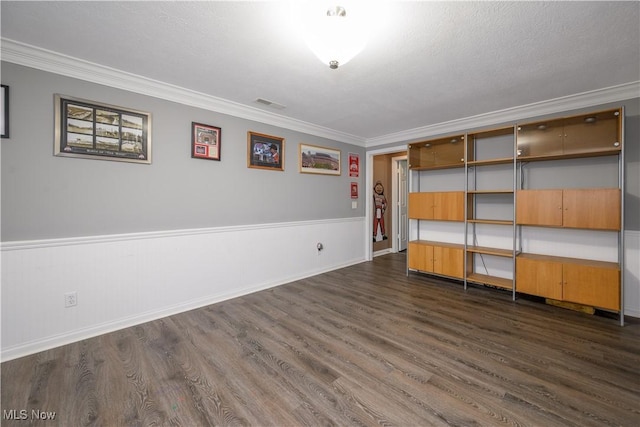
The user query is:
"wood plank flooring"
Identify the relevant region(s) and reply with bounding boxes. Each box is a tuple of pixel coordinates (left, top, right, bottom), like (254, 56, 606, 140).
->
(2, 253, 639, 426)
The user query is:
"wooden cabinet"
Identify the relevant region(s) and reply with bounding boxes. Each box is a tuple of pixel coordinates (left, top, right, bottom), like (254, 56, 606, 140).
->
(562, 262, 620, 311)
(516, 255, 563, 299)
(408, 192, 465, 221)
(516, 188, 621, 230)
(407, 133, 466, 283)
(516, 109, 621, 159)
(408, 135, 465, 169)
(406, 107, 624, 322)
(408, 241, 466, 279)
(516, 254, 620, 311)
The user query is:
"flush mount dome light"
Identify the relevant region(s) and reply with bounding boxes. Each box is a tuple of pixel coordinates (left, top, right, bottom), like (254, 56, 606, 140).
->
(293, 1, 382, 69)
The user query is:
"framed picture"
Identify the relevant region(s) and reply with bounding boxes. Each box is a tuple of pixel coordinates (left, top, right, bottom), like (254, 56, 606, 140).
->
(247, 131, 284, 171)
(1, 85, 8, 138)
(348, 152, 360, 177)
(54, 94, 151, 164)
(299, 143, 341, 175)
(192, 122, 221, 161)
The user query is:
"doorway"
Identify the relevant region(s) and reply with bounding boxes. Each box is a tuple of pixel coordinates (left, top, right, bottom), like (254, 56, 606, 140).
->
(368, 148, 408, 258)
(392, 156, 408, 252)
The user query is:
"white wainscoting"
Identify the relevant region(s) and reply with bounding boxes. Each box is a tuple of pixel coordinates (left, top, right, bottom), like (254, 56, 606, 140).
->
(624, 230, 640, 319)
(1, 217, 366, 361)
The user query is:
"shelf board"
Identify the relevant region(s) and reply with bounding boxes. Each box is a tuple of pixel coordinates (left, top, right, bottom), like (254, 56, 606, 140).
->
(467, 157, 513, 166)
(517, 252, 619, 270)
(467, 219, 514, 225)
(466, 246, 516, 257)
(410, 240, 465, 250)
(516, 149, 620, 162)
(467, 189, 513, 194)
(466, 273, 513, 289)
(409, 163, 465, 171)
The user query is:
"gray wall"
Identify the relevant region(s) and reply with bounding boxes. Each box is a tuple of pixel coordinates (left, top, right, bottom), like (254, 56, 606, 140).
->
(1, 62, 365, 241)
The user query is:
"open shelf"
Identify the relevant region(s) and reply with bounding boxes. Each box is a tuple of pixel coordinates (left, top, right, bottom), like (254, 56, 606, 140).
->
(517, 252, 619, 270)
(467, 189, 513, 194)
(467, 157, 513, 166)
(466, 246, 516, 257)
(517, 149, 620, 162)
(466, 273, 513, 289)
(467, 219, 513, 225)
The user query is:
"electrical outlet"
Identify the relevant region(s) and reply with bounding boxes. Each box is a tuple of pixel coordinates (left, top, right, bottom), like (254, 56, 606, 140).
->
(64, 291, 77, 308)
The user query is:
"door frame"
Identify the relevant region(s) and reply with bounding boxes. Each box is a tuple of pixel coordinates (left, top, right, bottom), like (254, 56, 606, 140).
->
(365, 144, 408, 261)
(391, 155, 408, 253)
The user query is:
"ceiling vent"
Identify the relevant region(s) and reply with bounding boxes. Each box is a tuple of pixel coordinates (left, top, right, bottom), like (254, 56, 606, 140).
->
(255, 98, 286, 110)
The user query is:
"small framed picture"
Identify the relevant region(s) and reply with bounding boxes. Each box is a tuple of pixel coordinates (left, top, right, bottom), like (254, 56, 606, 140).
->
(192, 122, 221, 161)
(247, 131, 284, 171)
(299, 143, 341, 175)
(348, 152, 359, 177)
(1, 85, 9, 138)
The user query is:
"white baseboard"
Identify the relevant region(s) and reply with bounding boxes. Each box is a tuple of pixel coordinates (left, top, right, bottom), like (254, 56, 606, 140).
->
(1, 218, 366, 361)
(624, 230, 640, 319)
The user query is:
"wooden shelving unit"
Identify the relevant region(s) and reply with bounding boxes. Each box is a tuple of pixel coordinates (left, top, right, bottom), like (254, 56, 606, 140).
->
(515, 108, 624, 324)
(407, 107, 624, 324)
(465, 125, 517, 293)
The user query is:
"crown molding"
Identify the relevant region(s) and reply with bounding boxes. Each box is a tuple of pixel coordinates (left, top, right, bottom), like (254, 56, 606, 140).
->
(3, 38, 638, 149)
(367, 81, 640, 147)
(1, 38, 367, 147)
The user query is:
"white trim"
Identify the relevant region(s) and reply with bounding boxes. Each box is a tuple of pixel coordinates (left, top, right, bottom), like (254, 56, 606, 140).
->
(0, 217, 363, 251)
(0, 38, 366, 147)
(624, 230, 640, 319)
(3, 38, 637, 149)
(373, 248, 392, 257)
(2, 257, 364, 362)
(391, 155, 408, 253)
(366, 145, 409, 260)
(367, 81, 640, 147)
(1, 218, 367, 361)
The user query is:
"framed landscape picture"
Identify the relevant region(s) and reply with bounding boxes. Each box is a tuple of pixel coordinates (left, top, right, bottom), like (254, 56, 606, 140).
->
(54, 94, 151, 164)
(192, 122, 221, 160)
(247, 131, 284, 171)
(299, 143, 341, 175)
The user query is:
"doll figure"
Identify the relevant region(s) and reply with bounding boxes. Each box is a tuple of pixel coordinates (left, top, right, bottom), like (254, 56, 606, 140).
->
(373, 181, 388, 242)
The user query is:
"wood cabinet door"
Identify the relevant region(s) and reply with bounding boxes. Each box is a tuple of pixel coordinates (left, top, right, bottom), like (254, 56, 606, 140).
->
(562, 263, 620, 310)
(562, 189, 621, 230)
(434, 246, 464, 279)
(408, 193, 434, 219)
(516, 190, 563, 226)
(516, 257, 563, 299)
(408, 242, 433, 272)
(433, 192, 465, 221)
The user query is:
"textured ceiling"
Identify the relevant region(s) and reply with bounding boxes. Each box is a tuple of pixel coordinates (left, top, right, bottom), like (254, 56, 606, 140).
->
(1, 1, 639, 142)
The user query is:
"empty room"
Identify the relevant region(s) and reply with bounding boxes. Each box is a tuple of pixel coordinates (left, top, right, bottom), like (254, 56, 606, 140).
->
(1, 2, 639, 426)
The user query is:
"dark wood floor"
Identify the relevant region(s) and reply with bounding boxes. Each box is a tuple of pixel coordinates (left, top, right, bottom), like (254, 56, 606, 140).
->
(2, 253, 640, 426)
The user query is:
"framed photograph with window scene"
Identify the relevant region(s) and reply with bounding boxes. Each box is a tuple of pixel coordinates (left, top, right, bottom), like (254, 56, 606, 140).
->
(54, 94, 151, 164)
(299, 143, 341, 175)
(247, 131, 284, 171)
(192, 122, 221, 160)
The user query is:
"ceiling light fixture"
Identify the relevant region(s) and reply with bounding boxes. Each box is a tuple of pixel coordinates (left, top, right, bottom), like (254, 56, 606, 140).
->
(293, 1, 379, 69)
